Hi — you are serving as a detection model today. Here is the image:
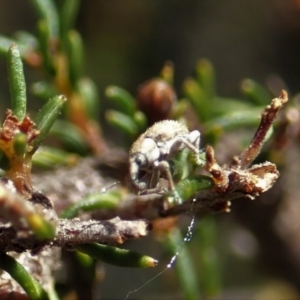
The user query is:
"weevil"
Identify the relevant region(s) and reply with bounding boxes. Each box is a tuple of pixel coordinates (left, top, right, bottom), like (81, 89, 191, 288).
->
(129, 120, 201, 195)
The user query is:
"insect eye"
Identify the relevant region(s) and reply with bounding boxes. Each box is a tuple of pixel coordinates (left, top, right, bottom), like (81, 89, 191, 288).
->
(135, 154, 147, 166)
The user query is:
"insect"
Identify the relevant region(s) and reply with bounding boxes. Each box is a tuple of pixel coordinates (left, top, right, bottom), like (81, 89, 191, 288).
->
(129, 120, 201, 195)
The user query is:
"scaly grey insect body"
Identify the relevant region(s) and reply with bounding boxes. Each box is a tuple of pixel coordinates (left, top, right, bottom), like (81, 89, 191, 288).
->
(129, 120, 201, 195)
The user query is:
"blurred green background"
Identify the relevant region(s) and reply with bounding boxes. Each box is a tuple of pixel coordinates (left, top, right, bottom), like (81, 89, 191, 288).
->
(1, 1, 300, 299)
(1, 1, 300, 107)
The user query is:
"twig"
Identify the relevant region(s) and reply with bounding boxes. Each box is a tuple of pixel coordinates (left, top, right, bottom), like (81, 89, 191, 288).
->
(0, 217, 150, 252)
(235, 90, 288, 169)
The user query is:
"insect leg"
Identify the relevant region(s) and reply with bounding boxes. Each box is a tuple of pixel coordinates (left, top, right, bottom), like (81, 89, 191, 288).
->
(178, 132, 201, 165)
(148, 169, 160, 189)
(155, 161, 175, 192)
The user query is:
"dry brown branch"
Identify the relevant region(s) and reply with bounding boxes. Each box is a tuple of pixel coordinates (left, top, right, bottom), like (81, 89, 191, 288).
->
(0, 217, 150, 252)
(54, 217, 150, 247)
(235, 90, 288, 169)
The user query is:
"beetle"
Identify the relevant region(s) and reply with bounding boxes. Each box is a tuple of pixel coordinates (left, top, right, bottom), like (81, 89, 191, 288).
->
(129, 120, 201, 195)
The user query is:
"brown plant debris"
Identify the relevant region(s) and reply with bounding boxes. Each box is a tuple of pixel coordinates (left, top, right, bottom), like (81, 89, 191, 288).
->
(0, 110, 39, 197)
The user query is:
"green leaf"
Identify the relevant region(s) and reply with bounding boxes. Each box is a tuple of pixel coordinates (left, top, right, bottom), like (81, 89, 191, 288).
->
(241, 79, 271, 105)
(195, 59, 216, 100)
(31, 0, 59, 39)
(106, 109, 139, 137)
(59, 0, 80, 45)
(60, 191, 121, 219)
(204, 107, 263, 137)
(0, 252, 49, 300)
(170, 151, 190, 182)
(210, 97, 254, 116)
(14, 31, 39, 51)
(26, 213, 56, 240)
(175, 175, 214, 201)
(183, 78, 210, 122)
(105, 86, 135, 116)
(37, 19, 56, 75)
(7, 44, 27, 121)
(0, 36, 16, 55)
(31, 81, 58, 101)
(75, 251, 94, 269)
(0, 35, 28, 57)
(133, 111, 147, 132)
(30, 95, 67, 154)
(32, 146, 78, 168)
(78, 78, 100, 120)
(171, 98, 189, 119)
(49, 120, 89, 155)
(78, 243, 158, 268)
(67, 30, 84, 87)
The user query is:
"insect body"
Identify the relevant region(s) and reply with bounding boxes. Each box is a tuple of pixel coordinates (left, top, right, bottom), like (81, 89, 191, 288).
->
(129, 120, 201, 195)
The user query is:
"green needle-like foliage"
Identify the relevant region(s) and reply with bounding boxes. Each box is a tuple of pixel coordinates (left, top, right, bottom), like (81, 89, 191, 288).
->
(0, 252, 49, 300)
(78, 243, 158, 268)
(33, 146, 78, 168)
(241, 78, 271, 105)
(106, 109, 139, 138)
(49, 120, 89, 155)
(31, 0, 59, 40)
(78, 78, 100, 120)
(59, 0, 80, 46)
(31, 81, 58, 101)
(37, 19, 56, 75)
(106, 85, 136, 116)
(204, 107, 263, 137)
(60, 191, 121, 219)
(26, 213, 56, 240)
(14, 31, 39, 51)
(0, 35, 28, 57)
(31, 95, 67, 155)
(7, 44, 27, 121)
(175, 175, 215, 202)
(67, 30, 84, 87)
(183, 78, 211, 122)
(195, 59, 216, 100)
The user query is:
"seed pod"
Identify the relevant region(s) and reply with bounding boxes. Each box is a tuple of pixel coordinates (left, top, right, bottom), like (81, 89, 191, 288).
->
(137, 79, 176, 125)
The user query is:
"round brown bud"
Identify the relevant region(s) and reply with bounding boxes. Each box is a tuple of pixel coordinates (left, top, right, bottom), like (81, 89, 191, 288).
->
(137, 79, 176, 124)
